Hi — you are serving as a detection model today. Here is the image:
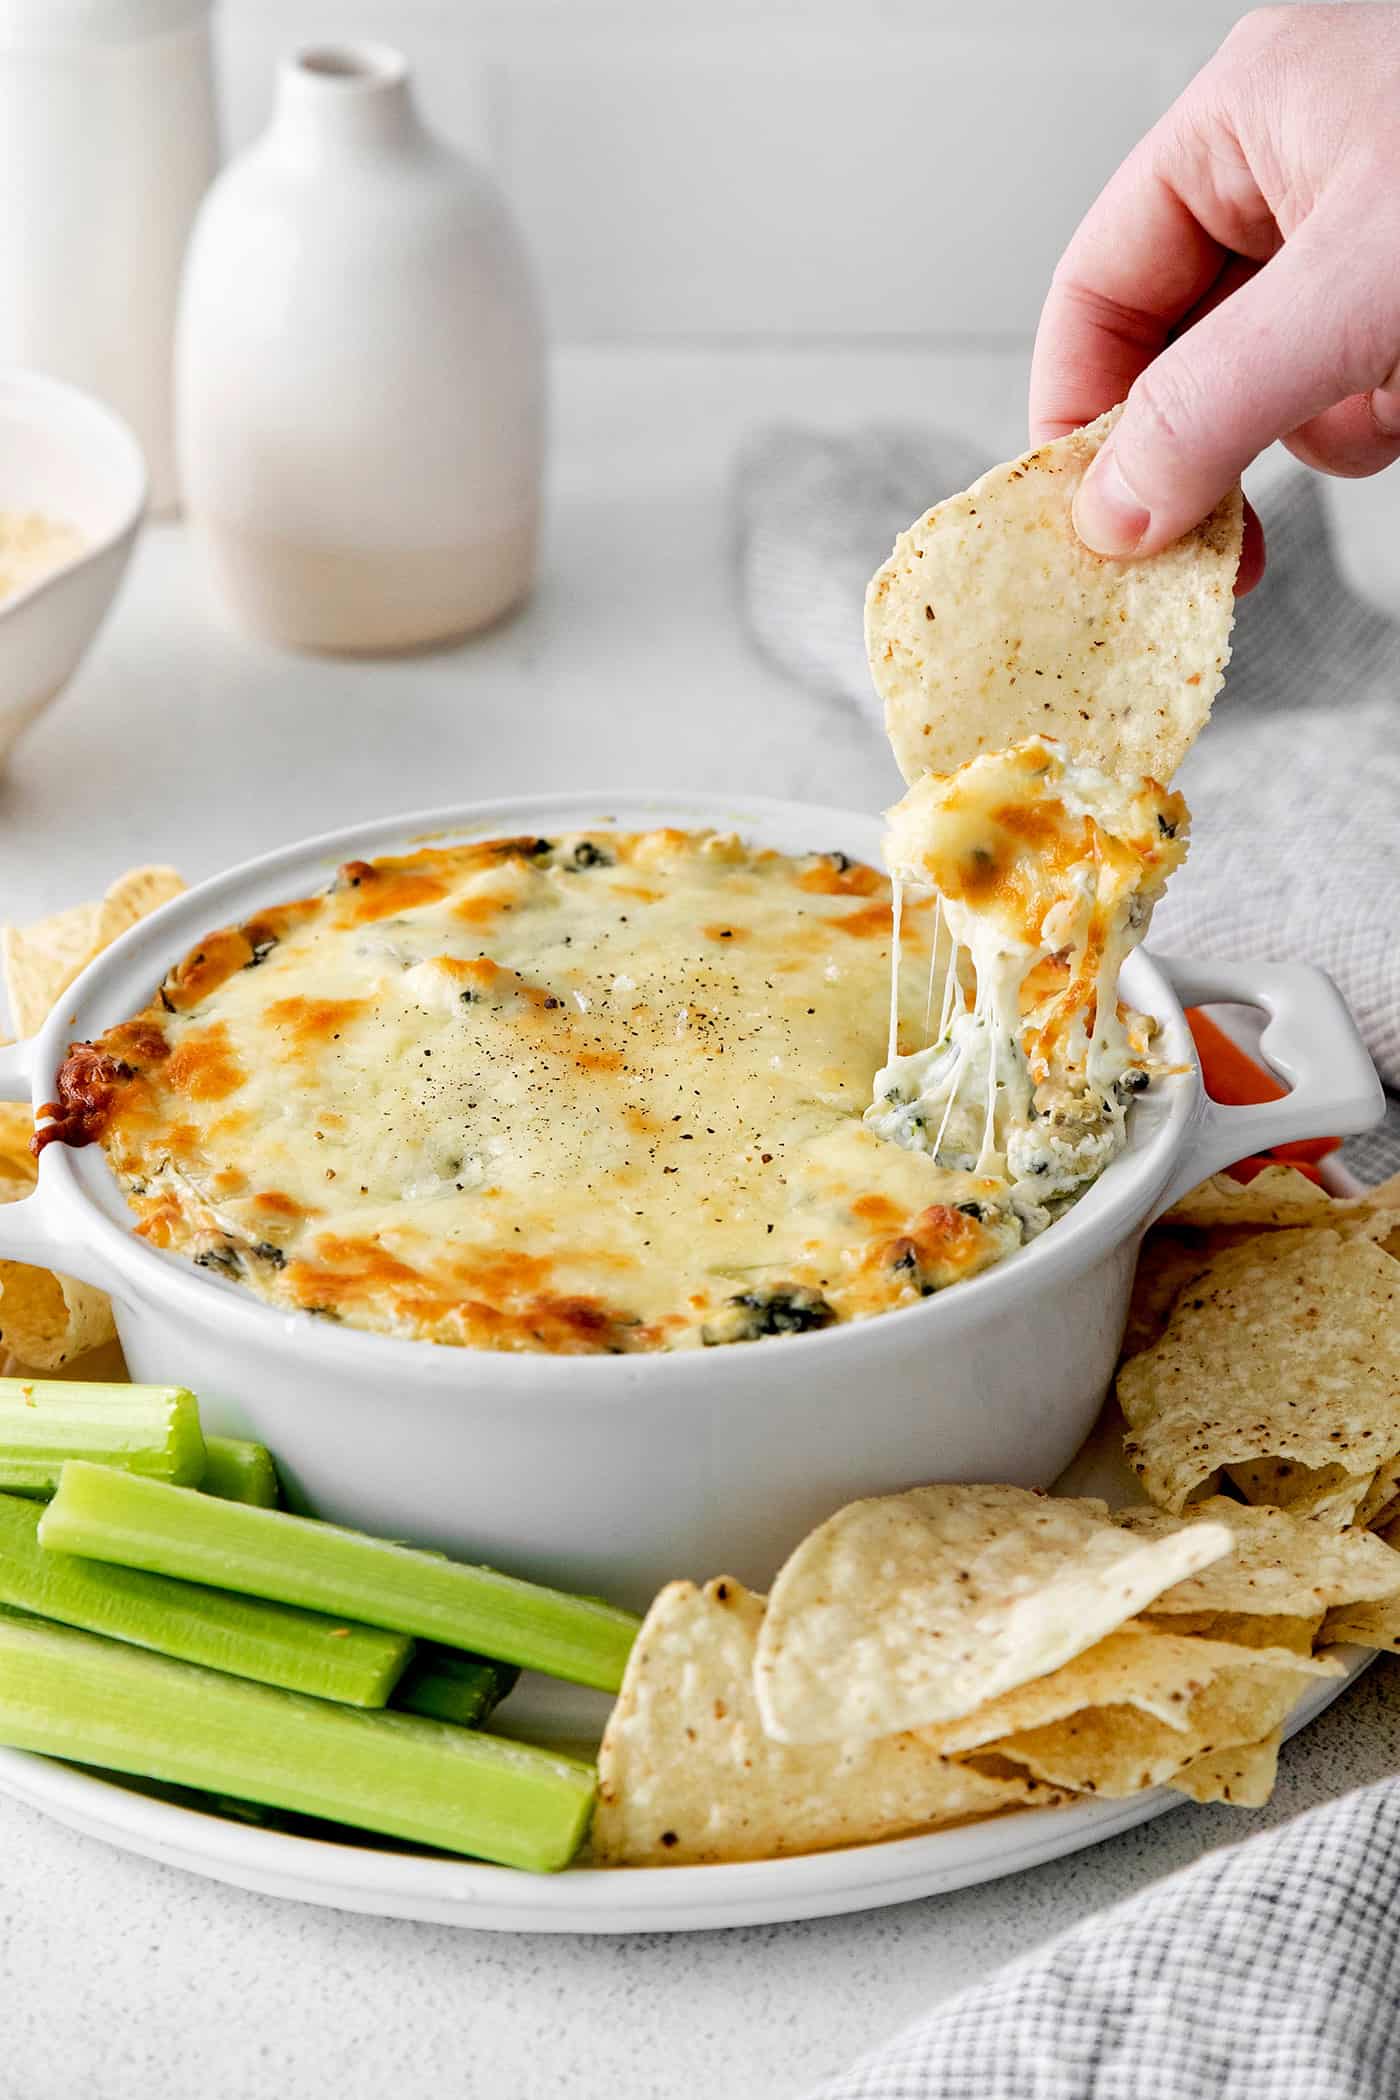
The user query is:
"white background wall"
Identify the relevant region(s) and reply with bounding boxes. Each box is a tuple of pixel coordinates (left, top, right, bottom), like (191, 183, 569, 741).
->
(212, 0, 1280, 346)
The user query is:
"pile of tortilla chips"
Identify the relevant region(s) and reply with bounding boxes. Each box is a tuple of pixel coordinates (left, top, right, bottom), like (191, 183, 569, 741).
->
(596, 1452, 1400, 1864)
(0, 866, 183, 1375)
(1120, 1166, 1400, 1528)
(596, 1163, 1400, 1866)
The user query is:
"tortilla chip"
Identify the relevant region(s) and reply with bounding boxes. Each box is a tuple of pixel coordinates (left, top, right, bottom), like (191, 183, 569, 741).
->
(2, 903, 103, 1038)
(1170, 1728, 1282, 1808)
(0, 1165, 114, 1366)
(2, 865, 184, 1036)
(1337, 1172, 1400, 1223)
(0, 1169, 35, 1211)
(1117, 1228, 1400, 1516)
(1122, 1228, 1219, 1358)
(0, 1260, 115, 1369)
(1125, 1201, 1343, 1360)
(1225, 1457, 1375, 1528)
(0, 1104, 37, 1188)
(1375, 1509, 1400, 1552)
(592, 1578, 1038, 1867)
(1142, 1609, 1323, 1653)
(94, 866, 185, 951)
(923, 1624, 1335, 1747)
(867, 407, 1242, 787)
(1163, 1166, 1333, 1231)
(0, 1335, 127, 1384)
(0, 868, 180, 1362)
(1320, 1583, 1400, 1650)
(1353, 1455, 1400, 1532)
(1118, 1498, 1400, 1620)
(1321, 1601, 1400, 1650)
(1125, 1167, 1376, 1360)
(752, 1483, 1232, 1745)
(926, 1627, 1338, 1798)
(1125, 1163, 1355, 1360)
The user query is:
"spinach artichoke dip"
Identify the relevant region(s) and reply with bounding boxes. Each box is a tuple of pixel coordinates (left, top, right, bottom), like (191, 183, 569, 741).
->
(871, 737, 1187, 1236)
(40, 749, 1184, 1354)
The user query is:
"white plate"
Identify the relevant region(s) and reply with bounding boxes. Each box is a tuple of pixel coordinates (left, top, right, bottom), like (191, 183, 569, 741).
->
(0, 1164, 1371, 1930)
(0, 1659, 1368, 1932)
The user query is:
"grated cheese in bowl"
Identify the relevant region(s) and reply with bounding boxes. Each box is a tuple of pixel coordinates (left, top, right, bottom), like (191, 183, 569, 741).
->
(0, 511, 85, 604)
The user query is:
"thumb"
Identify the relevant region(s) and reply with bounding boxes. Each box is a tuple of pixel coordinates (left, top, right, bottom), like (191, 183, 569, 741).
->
(1073, 211, 1400, 557)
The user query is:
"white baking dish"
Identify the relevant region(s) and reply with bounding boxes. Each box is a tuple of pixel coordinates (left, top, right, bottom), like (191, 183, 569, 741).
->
(0, 793, 1382, 1606)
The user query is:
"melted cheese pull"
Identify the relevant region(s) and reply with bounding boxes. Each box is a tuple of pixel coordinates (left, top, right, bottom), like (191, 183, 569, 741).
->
(867, 737, 1188, 1227)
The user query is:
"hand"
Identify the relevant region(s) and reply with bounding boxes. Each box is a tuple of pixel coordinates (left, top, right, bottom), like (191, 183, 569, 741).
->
(1030, 4, 1400, 591)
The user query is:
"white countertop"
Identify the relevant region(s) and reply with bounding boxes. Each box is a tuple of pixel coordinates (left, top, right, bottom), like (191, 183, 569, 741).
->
(2, 345, 1395, 2100)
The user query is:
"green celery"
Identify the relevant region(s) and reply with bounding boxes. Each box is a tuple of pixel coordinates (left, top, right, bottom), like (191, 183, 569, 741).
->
(392, 1646, 520, 1727)
(41, 1462, 639, 1692)
(0, 1380, 205, 1495)
(0, 1613, 594, 1871)
(0, 1492, 409, 1706)
(200, 1437, 279, 1508)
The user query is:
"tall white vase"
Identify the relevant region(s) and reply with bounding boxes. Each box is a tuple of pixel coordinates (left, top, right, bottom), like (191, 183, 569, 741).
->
(176, 43, 545, 653)
(0, 0, 218, 514)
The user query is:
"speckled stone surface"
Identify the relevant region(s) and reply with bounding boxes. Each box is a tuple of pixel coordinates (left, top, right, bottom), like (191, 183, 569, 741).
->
(2, 346, 1395, 2100)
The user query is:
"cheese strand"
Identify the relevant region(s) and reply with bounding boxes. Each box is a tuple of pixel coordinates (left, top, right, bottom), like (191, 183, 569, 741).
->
(938, 931, 962, 1040)
(929, 1041, 969, 1165)
(923, 896, 943, 1044)
(977, 1016, 1000, 1177)
(886, 875, 904, 1069)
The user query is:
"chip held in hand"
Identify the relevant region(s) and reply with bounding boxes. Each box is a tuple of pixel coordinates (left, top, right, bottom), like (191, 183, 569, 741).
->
(867, 405, 1242, 787)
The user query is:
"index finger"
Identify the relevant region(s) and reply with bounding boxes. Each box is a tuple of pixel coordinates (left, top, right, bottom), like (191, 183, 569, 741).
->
(1029, 128, 1228, 442)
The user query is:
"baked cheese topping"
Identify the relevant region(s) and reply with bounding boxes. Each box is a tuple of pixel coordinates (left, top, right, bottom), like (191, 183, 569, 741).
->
(868, 737, 1188, 1232)
(46, 830, 1029, 1352)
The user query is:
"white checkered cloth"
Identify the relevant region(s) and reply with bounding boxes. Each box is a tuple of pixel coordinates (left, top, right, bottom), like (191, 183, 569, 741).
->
(806, 1778, 1400, 2099)
(736, 434, 1400, 1176)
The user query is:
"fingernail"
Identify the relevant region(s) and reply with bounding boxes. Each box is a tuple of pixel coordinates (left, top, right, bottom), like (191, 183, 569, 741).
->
(1073, 443, 1151, 557)
(1370, 384, 1400, 440)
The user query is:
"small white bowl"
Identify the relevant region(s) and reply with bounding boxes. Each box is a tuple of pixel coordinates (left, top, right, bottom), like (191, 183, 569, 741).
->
(0, 370, 146, 766)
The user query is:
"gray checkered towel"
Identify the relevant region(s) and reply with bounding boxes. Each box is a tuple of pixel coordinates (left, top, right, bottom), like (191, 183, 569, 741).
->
(736, 434, 1400, 1177)
(807, 1777, 1400, 2099)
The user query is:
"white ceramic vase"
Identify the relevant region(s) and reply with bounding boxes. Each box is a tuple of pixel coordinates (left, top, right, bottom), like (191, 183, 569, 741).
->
(0, 0, 218, 514)
(176, 43, 545, 653)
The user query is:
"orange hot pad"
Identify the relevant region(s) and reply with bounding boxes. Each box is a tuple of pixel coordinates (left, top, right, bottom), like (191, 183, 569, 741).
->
(1186, 1007, 1340, 1183)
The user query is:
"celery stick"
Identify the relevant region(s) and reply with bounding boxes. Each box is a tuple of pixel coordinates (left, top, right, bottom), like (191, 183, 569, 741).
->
(393, 1646, 519, 1728)
(0, 1493, 409, 1706)
(200, 1437, 279, 1508)
(41, 1463, 639, 1692)
(0, 1380, 205, 1495)
(0, 1614, 594, 1871)
(98, 1773, 486, 1849)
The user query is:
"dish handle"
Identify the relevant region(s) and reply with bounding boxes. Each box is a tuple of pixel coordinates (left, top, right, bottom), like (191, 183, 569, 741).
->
(1148, 956, 1384, 1221)
(0, 1035, 115, 1289)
